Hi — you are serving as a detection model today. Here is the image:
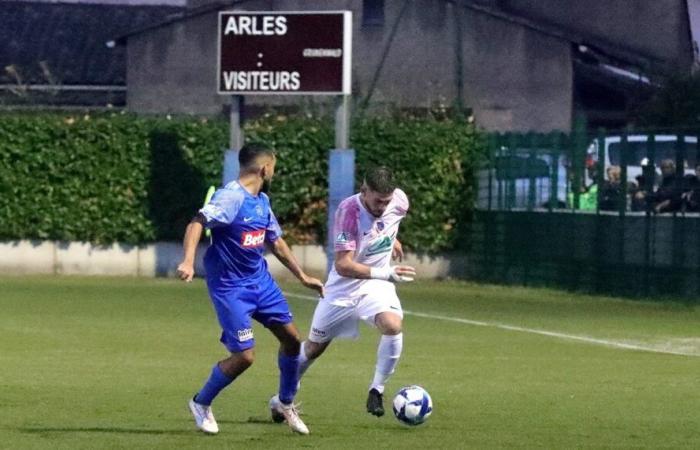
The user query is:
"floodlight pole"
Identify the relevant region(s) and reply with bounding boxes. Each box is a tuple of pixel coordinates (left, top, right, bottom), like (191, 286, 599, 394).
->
(223, 95, 244, 185)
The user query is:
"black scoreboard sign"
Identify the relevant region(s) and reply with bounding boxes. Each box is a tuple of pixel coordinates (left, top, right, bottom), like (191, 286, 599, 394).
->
(218, 11, 352, 95)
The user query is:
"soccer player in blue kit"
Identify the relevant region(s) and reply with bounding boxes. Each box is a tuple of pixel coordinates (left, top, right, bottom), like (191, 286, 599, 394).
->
(176, 143, 324, 435)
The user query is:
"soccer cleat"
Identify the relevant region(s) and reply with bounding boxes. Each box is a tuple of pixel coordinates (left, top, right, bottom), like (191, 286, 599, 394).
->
(188, 397, 219, 434)
(269, 394, 309, 434)
(366, 388, 385, 417)
(268, 394, 286, 424)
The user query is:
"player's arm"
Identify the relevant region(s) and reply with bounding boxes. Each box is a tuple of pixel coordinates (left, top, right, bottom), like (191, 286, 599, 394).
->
(392, 239, 404, 262)
(335, 249, 415, 282)
(267, 237, 324, 297)
(177, 214, 206, 282)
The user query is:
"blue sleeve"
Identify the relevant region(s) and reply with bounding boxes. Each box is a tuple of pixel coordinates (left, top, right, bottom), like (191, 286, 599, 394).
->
(199, 187, 244, 228)
(263, 194, 283, 242)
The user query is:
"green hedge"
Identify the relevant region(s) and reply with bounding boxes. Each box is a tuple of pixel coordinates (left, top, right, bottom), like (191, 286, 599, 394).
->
(0, 112, 483, 252)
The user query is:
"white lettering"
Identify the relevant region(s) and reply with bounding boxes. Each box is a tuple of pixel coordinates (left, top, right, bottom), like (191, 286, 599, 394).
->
(223, 15, 288, 35)
(279, 71, 290, 90)
(290, 72, 300, 90)
(260, 71, 270, 90)
(275, 16, 287, 35)
(262, 16, 275, 35)
(223, 71, 235, 89)
(239, 16, 252, 35)
(303, 48, 343, 58)
(222, 71, 302, 91)
(224, 17, 238, 35)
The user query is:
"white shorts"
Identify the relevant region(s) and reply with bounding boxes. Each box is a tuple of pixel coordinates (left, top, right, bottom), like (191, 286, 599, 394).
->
(308, 284, 403, 343)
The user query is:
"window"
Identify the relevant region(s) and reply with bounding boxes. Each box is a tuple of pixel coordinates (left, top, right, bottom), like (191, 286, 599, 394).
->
(362, 0, 384, 27)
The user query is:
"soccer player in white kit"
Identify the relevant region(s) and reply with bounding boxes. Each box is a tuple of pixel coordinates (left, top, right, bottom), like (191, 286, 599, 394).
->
(271, 166, 416, 418)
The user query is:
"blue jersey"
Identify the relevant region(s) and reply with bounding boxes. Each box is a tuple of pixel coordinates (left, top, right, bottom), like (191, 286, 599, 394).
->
(199, 181, 282, 284)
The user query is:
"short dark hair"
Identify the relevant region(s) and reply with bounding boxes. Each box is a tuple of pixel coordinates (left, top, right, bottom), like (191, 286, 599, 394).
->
(364, 166, 396, 195)
(239, 143, 275, 171)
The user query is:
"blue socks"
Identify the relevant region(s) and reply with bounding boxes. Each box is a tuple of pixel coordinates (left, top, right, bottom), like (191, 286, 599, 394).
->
(195, 364, 235, 406)
(278, 353, 300, 404)
(194, 354, 299, 406)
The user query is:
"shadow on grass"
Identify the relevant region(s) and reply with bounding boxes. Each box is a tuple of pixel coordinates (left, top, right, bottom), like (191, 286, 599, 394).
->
(19, 426, 193, 436)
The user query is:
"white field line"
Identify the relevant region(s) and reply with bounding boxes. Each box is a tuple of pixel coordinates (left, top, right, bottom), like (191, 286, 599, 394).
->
(283, 292, 700, 358)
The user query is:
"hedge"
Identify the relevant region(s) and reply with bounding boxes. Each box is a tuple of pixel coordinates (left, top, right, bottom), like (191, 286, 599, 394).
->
(0, 112, 484, 252)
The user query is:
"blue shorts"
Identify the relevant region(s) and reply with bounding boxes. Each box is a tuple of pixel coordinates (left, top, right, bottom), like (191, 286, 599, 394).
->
(206, 274, 292, 353)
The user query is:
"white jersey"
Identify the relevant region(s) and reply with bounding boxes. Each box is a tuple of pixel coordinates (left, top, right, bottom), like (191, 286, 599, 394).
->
(324, 189, 409, 305)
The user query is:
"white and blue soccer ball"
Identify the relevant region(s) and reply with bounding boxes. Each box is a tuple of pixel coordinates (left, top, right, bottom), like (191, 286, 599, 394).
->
(392, 385, 433, 426)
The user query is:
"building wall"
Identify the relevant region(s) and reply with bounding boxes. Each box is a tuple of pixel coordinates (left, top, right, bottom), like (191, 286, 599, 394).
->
(126, 0, 572, 131)
(459, 7, 572, 131)
(127, 10, 224, 114)
(500, 0, 693, 69)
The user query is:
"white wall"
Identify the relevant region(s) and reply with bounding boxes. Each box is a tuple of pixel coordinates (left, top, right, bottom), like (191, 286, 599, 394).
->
(0, 240, 463, 280)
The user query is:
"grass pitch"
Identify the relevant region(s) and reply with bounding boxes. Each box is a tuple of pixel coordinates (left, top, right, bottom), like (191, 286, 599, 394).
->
(1, 276, 699, 449)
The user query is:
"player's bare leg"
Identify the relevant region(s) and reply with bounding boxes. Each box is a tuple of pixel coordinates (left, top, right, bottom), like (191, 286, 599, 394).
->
(267, 322, 309, 434)
(298, 339, 331, 378)
(219, 349, 256, 377)
(367, 312, 403, 417)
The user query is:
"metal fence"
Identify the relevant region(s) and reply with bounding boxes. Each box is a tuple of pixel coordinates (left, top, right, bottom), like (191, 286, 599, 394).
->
(469, 129, 700, 299)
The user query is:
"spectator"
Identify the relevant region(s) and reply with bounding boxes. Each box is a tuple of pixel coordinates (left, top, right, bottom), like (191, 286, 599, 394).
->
(599, 165, 622, 211)
(651, 159, 683, 213)
(566, 163, 597, 211)
(682, 164, 700, 212)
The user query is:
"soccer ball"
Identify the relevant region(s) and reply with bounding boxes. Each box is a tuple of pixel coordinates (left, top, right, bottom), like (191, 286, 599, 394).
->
(392, 385, 433, 426)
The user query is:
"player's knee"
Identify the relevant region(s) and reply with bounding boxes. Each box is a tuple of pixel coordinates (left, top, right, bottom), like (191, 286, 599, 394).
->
(376, 313, 403, 335)
(238, 349, 255, 368)
(281, 334, 301, 355)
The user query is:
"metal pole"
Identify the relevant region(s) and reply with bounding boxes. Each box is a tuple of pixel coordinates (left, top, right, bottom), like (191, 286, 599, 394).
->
(229, 95, 244, 151)
(223, 95, 244, 185)
(327, 95, 355, 273)
(335, 94, 350, 149)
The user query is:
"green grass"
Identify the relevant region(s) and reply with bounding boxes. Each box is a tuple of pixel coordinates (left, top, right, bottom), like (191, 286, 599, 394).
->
(1, 276, 700, 449)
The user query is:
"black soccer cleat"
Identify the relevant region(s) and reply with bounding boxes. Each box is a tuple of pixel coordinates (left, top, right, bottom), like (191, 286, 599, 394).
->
(366, 388, 385, 417)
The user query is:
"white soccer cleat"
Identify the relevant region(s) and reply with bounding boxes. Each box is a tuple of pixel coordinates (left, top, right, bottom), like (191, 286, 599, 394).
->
(269, 394, 309, 435)
(188, 397, 219, 434)
(269, 394, 286, 424)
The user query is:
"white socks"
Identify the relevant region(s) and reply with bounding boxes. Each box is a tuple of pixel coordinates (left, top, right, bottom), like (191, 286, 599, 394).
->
(298, 334, 404, 395)
(297, 340, 314, 380)
(370, 333, 403, 394)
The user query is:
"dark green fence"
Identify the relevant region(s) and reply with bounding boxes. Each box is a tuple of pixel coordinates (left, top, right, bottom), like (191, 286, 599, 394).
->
(469, 129, 700, 299)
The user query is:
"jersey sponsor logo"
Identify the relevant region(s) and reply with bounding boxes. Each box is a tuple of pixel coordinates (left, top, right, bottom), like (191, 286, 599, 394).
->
(241, 229, 266, 247)
(311, 327, 327, 337)
(365, 235, 393, 256)
(237, 328, 254, 341)
(336, 232, 350, 243)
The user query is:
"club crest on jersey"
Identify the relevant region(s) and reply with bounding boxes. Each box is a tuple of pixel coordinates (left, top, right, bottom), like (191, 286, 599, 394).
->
(376, 221, 385, 231)
(336, 232, 350, 243)
(241, 229, 265, 247)
(255, 204, 264, 217)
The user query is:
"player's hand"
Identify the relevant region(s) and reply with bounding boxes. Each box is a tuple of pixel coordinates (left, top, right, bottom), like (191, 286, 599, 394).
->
(392, 240, 404, 262)
(391, 265, 416, 282)
(371, 265, 416, 282)
(176, 262, 195, 282)
(301, 274, 325, 297)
